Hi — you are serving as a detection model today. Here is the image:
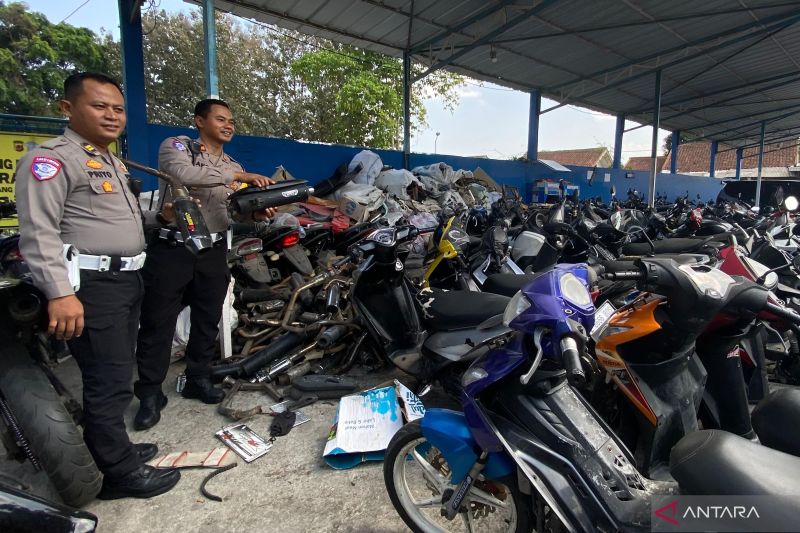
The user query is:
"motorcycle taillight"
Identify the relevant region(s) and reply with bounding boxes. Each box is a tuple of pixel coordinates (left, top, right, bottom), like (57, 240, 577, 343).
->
(236, 238, 263, 257)
(4, 246, 22, 261)
(281, 231, 300, 248)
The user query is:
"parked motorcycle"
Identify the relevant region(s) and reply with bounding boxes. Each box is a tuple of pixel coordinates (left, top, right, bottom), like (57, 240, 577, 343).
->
(0, 235, 102, 508)
(383, 261, 800, 532)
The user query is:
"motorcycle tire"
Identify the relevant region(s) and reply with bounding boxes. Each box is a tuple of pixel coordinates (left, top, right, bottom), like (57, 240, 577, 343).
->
(383, 420, 533, 533)
(0, 343, 101, 507)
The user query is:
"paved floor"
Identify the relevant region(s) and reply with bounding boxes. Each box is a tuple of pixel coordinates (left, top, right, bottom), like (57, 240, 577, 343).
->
(3, 358, 411, 533)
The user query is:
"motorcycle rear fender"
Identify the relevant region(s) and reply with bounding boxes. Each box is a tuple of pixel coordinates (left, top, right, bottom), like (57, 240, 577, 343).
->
(420, 409, 514, 485)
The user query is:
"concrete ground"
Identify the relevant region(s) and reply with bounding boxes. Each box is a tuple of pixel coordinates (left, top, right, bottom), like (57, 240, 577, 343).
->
(2, 357, 413, 533)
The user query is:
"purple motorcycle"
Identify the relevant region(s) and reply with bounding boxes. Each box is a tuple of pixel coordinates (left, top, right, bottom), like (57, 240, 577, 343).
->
(383, 262, 800, 532)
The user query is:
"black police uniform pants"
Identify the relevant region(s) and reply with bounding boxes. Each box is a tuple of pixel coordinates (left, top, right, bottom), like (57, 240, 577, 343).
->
(66, 270, 143, 479)
(135, 240, 229, 399)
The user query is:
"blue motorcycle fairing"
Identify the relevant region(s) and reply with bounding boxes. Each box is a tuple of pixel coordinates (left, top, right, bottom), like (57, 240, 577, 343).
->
(420, 409, 515, 484)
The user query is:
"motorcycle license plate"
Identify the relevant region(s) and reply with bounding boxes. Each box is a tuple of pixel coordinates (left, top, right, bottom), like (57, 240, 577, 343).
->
(590, 301, 616, 341)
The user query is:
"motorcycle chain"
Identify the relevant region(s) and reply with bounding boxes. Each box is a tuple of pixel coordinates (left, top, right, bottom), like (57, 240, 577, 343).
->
(0, 395, 42, 471)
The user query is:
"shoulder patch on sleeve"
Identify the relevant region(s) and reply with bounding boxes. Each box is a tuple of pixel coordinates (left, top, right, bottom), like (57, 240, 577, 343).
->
(31, 156, 63, 181)
(172, 139, 187, 151)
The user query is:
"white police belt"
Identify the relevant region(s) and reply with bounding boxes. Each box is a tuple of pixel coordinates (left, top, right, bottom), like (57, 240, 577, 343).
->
(158, 228, 224, 243)
(78, 251, 147, 272)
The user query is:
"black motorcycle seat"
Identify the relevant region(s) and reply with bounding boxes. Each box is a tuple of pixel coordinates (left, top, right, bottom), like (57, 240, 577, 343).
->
(482, 273, 539, 297)
(467, 235, 482, 254)
(426, 290, 510, 331)
(670, 430, 800, 495)
(621, 238, 721, 255)
(752, 388, 800, 457)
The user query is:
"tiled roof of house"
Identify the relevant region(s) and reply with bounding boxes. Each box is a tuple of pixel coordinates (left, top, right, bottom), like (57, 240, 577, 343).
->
(662, 141, 799, 173)
(625, 156, 666, 171)
(537, 147, 611, 167)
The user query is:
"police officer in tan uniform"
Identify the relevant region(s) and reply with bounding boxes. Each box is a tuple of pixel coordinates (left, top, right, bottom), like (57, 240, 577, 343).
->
(16, 72, 180, 499)
(134, 99, 274, 429)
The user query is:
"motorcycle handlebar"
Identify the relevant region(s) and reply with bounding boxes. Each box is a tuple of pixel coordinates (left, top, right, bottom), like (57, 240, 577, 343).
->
(764, 301, 800, 325)
(590, 264, 645, 282)
(560, 337, 586, 387)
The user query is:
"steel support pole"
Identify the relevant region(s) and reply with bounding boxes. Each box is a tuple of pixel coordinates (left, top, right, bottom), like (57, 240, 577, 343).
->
(527, 89, 541, 160)
(670, 130, 679, 173)
(612, 114, 624, 169)
(755, 121, 766, 208)
(118, 0, 152, 186)
(709, 141, 718, 177)
(735, 148, 743, 180)
(648, 70, 662, 207)
(402, 52, 411, 169)
(203, 0, 219, 97)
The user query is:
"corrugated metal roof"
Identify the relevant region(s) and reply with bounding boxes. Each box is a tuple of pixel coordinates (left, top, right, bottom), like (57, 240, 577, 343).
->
(195, 0, 800, 148)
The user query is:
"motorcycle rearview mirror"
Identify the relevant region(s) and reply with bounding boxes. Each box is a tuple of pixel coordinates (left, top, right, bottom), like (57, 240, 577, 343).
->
(756, 261, 793, 284)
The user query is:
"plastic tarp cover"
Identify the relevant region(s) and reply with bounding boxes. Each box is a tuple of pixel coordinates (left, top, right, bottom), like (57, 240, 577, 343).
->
(348, 150, 383, 186)
(374, 169, 424, 200)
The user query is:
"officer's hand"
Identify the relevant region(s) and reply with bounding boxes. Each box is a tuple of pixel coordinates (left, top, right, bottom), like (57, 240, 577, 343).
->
(253, 208, 277, 220)
(238, 173, 274, 188)
(48, 295, 84, 340)
(160, 200, 202, 223)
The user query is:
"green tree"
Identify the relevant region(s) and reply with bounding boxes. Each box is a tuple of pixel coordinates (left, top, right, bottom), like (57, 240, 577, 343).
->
(663, 131, 698, 155)
(0, 1, 111, 116)
(291, 47, 462, 148)
(132, 9, 464, 148)
(4, 5, 464, 149)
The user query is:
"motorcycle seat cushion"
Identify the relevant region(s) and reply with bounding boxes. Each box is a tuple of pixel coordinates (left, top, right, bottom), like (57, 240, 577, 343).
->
(426, 289, 510, 331)
(751, 388, 800, 457)
(621, 238, 719, 255)
(670, 430, 800, 495)
(482, 273, 539, 297)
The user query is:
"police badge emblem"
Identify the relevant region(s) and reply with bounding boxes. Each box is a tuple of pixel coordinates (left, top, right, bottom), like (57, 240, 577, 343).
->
(31, 156, 63, 181)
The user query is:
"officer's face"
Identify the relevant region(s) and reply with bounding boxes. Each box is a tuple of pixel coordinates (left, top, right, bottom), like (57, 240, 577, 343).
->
(196, 105, 235, 145)
(59, 79, 126, 149)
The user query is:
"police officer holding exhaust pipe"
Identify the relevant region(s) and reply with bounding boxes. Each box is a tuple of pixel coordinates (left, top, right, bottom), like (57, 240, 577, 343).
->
(134, 99, 276, 430)
(16, 72, 180, 499)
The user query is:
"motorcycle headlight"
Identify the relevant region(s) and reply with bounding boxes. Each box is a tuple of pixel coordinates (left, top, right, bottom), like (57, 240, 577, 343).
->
(559, 272, 592, 308)
(503, 291, 532, 326)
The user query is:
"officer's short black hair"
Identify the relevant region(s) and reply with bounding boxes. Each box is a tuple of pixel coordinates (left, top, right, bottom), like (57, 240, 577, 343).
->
(64, 72, 123, 102)
(195, 99, 230, 118)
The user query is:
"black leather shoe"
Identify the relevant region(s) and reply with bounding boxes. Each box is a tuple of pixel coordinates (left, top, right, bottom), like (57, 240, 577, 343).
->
(181, 377, 225, 404)
(97, 464, 180, 500)
(134, 393, 168, 431)
(134, 443, 158, 463)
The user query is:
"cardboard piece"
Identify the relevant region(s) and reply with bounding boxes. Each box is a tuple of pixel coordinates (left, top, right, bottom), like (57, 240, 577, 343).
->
(149, 447, 237, 469)
(322, 380, 426, 469)
(337, 193, 369, 223)
(472, 167, 502, 192)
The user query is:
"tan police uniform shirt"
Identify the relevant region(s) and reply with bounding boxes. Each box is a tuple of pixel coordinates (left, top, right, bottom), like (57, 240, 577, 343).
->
(16, 127, 145, 300)
(157, 136, 244, 234)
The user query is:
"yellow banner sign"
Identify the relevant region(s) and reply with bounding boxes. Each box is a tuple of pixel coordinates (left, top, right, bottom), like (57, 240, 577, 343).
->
(0, 132, 117, 228)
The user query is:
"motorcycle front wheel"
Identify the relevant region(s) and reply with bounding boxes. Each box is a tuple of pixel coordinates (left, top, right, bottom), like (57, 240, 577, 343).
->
(383, 420, 532, 533)
(0, 342, 101, 507)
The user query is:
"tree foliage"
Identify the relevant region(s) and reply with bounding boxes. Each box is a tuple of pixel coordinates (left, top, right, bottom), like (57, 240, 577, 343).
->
(112, 9, 464, 148)
(0, 1, 111, 115)
(663, 131, 698, 155)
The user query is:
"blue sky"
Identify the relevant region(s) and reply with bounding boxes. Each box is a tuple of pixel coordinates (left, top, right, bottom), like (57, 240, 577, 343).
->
(25, 0, 669, 162)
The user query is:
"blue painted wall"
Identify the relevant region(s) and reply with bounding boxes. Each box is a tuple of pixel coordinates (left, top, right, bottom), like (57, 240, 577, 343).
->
(134, 124, 725, 204)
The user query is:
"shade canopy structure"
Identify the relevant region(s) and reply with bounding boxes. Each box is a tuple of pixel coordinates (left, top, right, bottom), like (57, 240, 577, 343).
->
(186, 0, 800, 149)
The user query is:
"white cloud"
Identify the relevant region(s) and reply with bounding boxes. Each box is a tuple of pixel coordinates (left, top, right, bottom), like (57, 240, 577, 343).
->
(456, 87, 482, 99)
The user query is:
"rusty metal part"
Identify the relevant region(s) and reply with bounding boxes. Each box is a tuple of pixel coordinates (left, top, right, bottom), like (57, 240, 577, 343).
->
(276, 361, 312, 386)
(218, 379, 284, 420)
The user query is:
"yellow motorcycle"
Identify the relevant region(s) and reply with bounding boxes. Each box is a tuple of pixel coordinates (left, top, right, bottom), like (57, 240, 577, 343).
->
(422, 216, 473, 290)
